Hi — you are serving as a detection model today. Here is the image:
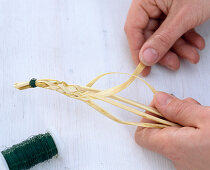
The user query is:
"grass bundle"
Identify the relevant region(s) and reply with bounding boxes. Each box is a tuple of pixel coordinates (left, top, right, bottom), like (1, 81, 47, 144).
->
(14, 63, 179, 128)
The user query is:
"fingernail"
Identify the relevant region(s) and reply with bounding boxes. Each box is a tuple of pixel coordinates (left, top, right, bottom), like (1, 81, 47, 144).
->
(141, 48, 158, 65)
(167, 65, 175, 70)
(155, 92, 173, 106)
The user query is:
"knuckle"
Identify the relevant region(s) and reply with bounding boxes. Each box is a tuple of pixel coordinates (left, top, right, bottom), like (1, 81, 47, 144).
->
(174, 102, 186, 115)
(185, 97, 194, 101)
(153, 32, 172, 49)
(124, 24, 128, 33)
(124, 23, 133, 35)
(184, 97, 200, 104)
(169, 100, 188, 118)
(185, 97, 196, 103)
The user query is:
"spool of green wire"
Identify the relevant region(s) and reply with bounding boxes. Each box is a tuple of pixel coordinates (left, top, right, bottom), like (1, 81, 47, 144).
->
(1, 132, 58, 170)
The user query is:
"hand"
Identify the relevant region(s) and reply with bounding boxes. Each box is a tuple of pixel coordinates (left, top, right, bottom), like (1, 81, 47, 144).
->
(135, 92, 210, 170)
(125, 0, 210, 76)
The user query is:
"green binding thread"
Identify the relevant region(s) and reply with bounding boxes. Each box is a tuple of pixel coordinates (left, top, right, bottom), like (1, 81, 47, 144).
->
(1, 132, 58, 170)
(29, 78, 37, 88)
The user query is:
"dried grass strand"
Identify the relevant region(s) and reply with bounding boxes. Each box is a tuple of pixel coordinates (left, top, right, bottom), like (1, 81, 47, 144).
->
(14, 63, 180, 128)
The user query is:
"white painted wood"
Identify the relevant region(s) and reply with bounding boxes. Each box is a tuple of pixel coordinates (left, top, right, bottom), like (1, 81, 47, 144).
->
(0, 0, 209, 169)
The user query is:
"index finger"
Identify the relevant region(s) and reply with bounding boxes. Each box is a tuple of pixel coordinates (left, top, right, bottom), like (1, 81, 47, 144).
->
(124, 0, 148, 64)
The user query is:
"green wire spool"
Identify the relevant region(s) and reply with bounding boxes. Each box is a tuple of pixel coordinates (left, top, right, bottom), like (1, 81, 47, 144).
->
(1, 132, 58, 170)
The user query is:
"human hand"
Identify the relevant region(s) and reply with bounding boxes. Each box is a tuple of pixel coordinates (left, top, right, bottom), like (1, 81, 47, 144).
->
(125, 0, 210, 76)
(135, 92, 210, 170)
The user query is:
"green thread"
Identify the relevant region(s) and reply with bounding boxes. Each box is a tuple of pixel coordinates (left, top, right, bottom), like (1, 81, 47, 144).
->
(1, 132, 58, 170)
(29, 78, 37, 88)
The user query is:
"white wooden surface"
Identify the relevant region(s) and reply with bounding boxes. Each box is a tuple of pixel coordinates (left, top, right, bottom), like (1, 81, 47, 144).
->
(0, 0, 209, 169)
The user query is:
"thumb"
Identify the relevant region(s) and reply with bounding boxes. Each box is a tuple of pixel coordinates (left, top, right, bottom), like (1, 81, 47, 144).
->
(154, 92, 204, 127)
(139, 11, 192, 66)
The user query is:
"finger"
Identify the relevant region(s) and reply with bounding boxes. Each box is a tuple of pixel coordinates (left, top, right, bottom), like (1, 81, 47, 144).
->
(141, 66, 151, 77)
(136, 97, 196, 158)
(132, 52, 140, 65)
(135, 126, 180, 156)
(142, 30, 154, 75)
(135, 125, 198, 160)
(159, 51, 180, 71)
(183, 97, 201, 105)
(136, 101, 157, 131)
(124, 0, 148, 65)
(137, 30, 152, 71)
(172, 38, 200, 64)
(144, 31, 180, 72)
(139, 8, 194, 66)
(145, 19, 159, 31)
(153, 92, 204, 127)
(184, 29, 205, 50)
(125, 0, 162, 65)
(137, 117, 155, 132)
(144, 30, 153, 40)
(140, 101, 156, 124)
(136, 101, 179, 157)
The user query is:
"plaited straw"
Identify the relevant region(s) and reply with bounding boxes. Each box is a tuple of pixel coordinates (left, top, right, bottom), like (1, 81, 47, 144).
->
(14, 63, 179, 128)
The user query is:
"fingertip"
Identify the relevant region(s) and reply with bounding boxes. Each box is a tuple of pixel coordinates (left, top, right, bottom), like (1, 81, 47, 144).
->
(154, 92, 174, 107)
(135, 127, 160, 146)
(159, 51, 180, 71)
(141, 66, 151, 77)
(189, 48, 200, 64)
(172, 38, 200, 64)
(140, 48, 159, 66)
(171, 60, 180, 71)
(184, 30, 206, 50)
(196, 37, 205, 50)
(154, 91, 168, 98)
(167, 53, 180, 71)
